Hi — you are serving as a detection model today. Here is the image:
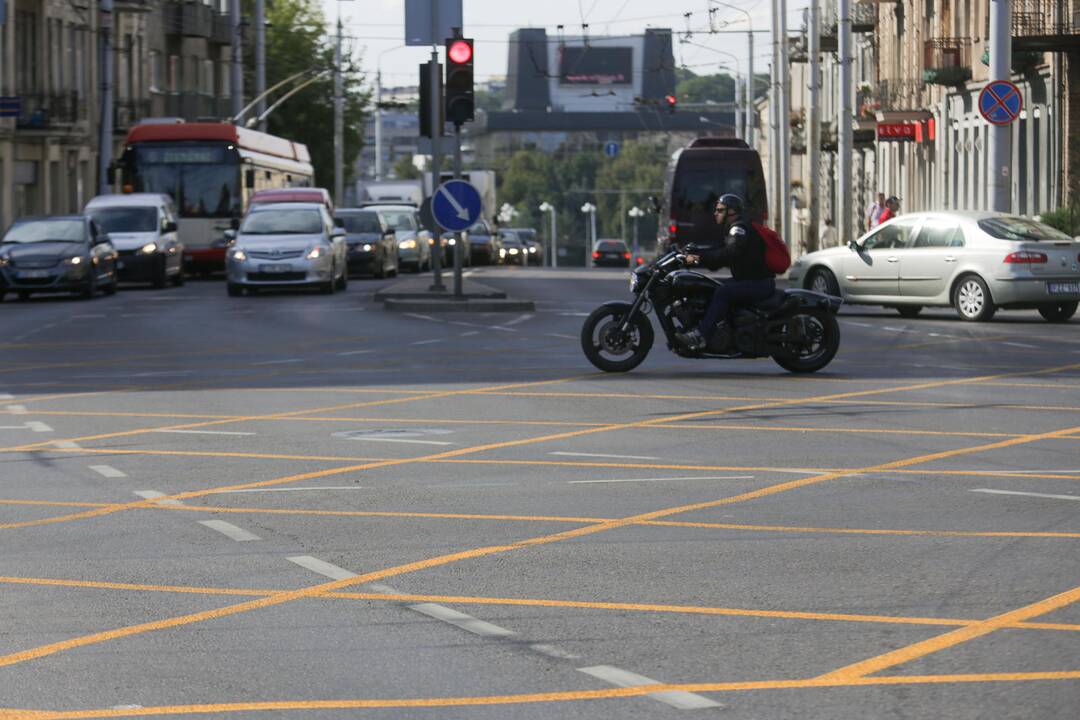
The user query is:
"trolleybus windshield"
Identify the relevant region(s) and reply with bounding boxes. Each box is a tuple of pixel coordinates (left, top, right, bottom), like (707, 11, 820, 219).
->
(124, 144, 241, 219)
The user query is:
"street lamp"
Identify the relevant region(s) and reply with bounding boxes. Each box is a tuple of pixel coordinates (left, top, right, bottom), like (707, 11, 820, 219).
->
(498, 203, 519, 225)
(581, 202, 597, 268)
(709, 0, 754, 147)
(627, 206, 645, 261)
(375, 44, 406, 181)
(539, 202, 557, 267)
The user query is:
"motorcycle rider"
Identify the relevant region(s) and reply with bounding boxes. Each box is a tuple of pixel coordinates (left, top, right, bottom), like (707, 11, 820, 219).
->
(674, 194, 777, 351)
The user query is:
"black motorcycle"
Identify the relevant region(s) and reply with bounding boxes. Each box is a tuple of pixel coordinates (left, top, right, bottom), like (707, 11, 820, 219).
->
(581, 247, 842, 373)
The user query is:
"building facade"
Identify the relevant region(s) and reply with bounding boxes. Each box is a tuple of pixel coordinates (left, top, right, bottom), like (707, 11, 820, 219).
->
(0, 0, 238, 231)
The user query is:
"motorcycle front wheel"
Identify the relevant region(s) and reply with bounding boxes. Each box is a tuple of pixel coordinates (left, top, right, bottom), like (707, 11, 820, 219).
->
(581, 303, 654, 373)
(772, 310, 840, 373)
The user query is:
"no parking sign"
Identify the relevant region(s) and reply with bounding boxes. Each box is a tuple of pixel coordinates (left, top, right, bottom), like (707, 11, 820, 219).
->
(978, 80, 1022, 126)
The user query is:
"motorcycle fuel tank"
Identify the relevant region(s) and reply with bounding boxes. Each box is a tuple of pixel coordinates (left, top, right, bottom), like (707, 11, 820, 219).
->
(669, 270, 721, 297)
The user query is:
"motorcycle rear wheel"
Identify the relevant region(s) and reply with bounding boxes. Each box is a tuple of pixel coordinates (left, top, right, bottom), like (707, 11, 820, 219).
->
(772, 310, 840, 373)
(581, 304, 654, 373)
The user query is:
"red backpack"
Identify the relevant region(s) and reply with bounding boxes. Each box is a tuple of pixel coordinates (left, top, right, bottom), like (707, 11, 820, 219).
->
(752, 222, 791, 274)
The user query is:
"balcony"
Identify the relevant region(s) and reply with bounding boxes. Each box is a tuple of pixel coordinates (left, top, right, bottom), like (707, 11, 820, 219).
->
(923, 38, 972, 86)
(165, 1, 213, 39)
(874, 80, 925, 113)
(820, 3, 878, 52)
(14, 93, 86, 128)
(1012, 1, 1080, 51)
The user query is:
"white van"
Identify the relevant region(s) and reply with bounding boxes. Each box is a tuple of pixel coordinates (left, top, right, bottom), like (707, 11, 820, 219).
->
(84, 193, 184, 287)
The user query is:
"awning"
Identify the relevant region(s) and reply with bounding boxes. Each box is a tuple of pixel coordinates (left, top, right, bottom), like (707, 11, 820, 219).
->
(876, 110, 934, 122)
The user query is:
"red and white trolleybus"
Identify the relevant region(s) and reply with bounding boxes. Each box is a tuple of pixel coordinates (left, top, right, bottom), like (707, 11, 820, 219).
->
(115, 121, 314, 274)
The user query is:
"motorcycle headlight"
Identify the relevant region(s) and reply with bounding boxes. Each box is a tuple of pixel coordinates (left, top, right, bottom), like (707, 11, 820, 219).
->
(139, 242, 158, 255)
(306, 246, 324, 260)
(63, 256, 84, 266)
(399, 239, 417, 250)
(230, 248, 247, 262)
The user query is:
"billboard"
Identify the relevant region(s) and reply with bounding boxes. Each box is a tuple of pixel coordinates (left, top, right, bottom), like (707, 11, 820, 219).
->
(558, 47, 633, 85)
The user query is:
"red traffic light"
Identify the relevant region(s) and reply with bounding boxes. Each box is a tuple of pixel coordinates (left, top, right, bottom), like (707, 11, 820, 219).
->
(449, 40, 473, 64)
(665, 94, 677, 113)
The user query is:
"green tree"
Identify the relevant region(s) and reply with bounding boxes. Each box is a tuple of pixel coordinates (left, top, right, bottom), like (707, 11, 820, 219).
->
(392, 155, 420, 180)
(243, 0, 370, 191)
(594, 141, 666, 248)
(676, 72, 737, 104)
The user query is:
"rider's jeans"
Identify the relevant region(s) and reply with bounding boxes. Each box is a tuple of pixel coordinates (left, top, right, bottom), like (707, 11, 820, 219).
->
(698, 278, 776, 338)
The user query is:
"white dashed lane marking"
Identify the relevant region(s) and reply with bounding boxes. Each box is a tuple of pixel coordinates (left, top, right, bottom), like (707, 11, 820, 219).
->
(971, 488, 1080, 502)
(286, 555, 357, 580)
(411, 339, 442, 346)
(89, 465, 127, 479)
(133, 491, 182, 507)
(0, 421, 53, 432)
(337, 349, 374, 356)
(253, 359, 302, 366)
(52, 441, 82, 449)
(409, 603, 517, 638)
(550, 451, 661, 461)
(5, 405, 27, 414)
(197, 520, 261, 542)
(578, 665, 722, 710)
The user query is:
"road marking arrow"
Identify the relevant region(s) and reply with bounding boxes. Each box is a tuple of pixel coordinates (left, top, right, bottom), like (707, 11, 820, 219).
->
(438, 184, 471, 221)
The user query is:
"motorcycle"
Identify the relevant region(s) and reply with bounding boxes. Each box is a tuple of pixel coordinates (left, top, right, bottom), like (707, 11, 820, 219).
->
(580, 246, 842, 373)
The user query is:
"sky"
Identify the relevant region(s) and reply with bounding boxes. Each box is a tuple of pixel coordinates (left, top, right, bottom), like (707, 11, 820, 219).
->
(322, 0, 812, 92)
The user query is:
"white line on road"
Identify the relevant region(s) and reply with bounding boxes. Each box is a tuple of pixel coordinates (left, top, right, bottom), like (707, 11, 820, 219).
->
(568, 475, 754, 485)
(1002, 341, 1039, 349)
(578, 665, 722, 710)
(500, 313, 534, 327)
(460, 331, 480, 337)
(489, 325, 517, 333)
(411, 339, 443, 346)
(550, 451, 661, 461)
(133, 491, 182, 507)
(5, 405, 27, 414)
(253, 359, 302, 365)
(409, 603, 517, 638)
(197, 519, 261, 542)
(971, 488, 1080, 502)
(152, 429, 256, 436)
(545, 333, 578, 340)
(337, 349, 374, 356)
(89, 465, 127, 479)
(405, 313, 437, 322)
(70, 314, 107, 319)
(0, 394, 14, 401)
(207, 485, 369, 494)
(52, 441, 82, 449)
(25, 422, 52, 432)
(131, 371, 194, 378)
(349, 437, 454, 446)
(558, 312, 590, 317)
(287, 555, 357, 580)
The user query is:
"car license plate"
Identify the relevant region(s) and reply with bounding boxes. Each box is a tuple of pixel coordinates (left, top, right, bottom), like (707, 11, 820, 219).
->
(259, 264, 292, 273)
(18, 270, 49, 279)
(1048, 282, 1080, 295)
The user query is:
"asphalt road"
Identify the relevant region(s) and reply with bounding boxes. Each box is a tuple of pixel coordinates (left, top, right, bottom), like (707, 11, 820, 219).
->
(1, 267, 1078, 719)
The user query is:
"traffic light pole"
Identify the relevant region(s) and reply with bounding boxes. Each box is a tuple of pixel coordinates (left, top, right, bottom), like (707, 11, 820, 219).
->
(428, 50, 445, 292)
(452, 123, 464, 297)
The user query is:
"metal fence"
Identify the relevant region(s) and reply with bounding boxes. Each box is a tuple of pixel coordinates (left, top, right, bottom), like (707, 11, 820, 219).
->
(15, 93, 86, 128)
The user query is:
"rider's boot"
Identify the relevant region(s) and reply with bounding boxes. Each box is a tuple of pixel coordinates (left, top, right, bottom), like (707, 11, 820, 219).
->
(675, 328, 706, 350)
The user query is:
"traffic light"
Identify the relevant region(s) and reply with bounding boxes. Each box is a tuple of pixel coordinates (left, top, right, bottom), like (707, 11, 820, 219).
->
(445, 37, 474, 126)
(665, 94, 677, 114)
(418, 61, 443, 139)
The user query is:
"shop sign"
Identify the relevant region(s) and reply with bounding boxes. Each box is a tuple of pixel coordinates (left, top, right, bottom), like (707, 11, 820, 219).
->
(877, 122, 916, 141)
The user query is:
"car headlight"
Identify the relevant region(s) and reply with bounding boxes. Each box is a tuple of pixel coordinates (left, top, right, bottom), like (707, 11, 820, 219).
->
(139, 242, 158, 254)
(230, 248, 247, 261)
(509, 248, 519, 255)
(499, 249, 507, 257)
(0, 256, 9, 267)
(399, 239, 417, 250)
(63, 256, 84, 266)
(362, 243, 373, 252)
(528, 246, 536, 253)
(306, 246, 324, 260)
(447, 238, 456, 246)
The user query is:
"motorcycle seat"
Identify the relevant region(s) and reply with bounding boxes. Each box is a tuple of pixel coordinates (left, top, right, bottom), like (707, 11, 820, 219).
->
(752, 289, 788, 311)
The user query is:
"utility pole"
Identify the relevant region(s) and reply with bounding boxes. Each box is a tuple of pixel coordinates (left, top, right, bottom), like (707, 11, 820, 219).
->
(374, 70, 383, 180)
(255, 0, 266, 131)
(452, 123, 463, 296)
(807, 0, 821, 251)
(778, 0, 790, 247)
(988, 0, 1012, 211)
(230, 0, 243, 120)
(838, 0, 853, 245)
(334, 17, 344, 206)
(746, 30, 754, 148)
(97, 0, 114, 193)
(428, 49, 444, 290)
(539, 202, 556, 267)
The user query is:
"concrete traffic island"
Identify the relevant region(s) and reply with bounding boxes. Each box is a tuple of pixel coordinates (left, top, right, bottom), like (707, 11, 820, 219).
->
(377, 276, 535, 312)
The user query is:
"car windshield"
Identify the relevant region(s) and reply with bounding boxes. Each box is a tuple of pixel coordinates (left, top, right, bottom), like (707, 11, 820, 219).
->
(340, 213, 382, 234)
(379, 211, 417, 232)
(501, 237, 523, 247)
(241, 210, 323, 235)
(467, 221, 488, 235)
(2, 219, 84, 243)
(979, 216, 1073, 242)
(598, 241, 627, 251)
(88, 207, 157, 234)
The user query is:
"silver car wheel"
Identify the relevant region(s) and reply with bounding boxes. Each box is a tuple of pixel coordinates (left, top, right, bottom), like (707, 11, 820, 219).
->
(810, 273, 831, 294)
(957, 279, 984, 318)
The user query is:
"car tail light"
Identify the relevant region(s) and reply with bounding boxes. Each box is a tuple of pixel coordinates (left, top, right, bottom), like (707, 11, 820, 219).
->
(592, 251, 600, 259)
(636, 256, 645, 265)
(668, 223, 677, 236)
(1004, 251, 1048, 264)
(622, 252, 631, 260)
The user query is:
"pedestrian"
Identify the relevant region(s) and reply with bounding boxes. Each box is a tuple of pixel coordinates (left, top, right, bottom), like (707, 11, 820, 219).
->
(865, 192, 886, 231)
(819, 217, 837, 248)
(878, 196, 899, 224)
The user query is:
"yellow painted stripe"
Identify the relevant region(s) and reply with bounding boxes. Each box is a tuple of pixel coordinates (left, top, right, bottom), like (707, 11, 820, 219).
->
(8, 672, 1080, 718)
(816, 583, 1080, 681)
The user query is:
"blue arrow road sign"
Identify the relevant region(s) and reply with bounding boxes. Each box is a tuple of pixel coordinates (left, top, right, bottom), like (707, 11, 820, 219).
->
(431, 180, 482, 232)
(604, 141, 620, 158)
(979, 80, 1022, 126)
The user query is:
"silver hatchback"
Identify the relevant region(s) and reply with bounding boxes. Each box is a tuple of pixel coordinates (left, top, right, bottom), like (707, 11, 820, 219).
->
(788, 212, 1080, 322)
(225, 203, 348, 296)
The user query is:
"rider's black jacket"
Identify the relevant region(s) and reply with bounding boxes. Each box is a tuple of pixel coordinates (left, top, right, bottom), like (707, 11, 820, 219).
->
(697, 219, 774, 281)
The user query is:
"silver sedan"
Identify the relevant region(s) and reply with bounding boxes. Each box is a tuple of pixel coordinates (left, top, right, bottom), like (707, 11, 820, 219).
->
(788, 211, 1080, 322)
(225, 203, 348, 296)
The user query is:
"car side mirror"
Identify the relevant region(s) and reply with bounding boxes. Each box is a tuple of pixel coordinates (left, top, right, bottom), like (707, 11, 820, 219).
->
(230, 217, 241, 230)
(223, 229, 237, 241)
(163, 220, 178, 234)
(848, 239, 860, 251)
(383, 229, 394, 238)
(93, 234, 110, 246)
(333, 217, 345, 229)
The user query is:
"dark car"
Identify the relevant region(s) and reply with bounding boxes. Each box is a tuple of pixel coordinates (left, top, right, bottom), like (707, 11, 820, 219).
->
(592, 239, 631, 268)
(335, 209, 399, 278)
(497, 233, 528, 265)
(466, 219, 499, 265)
(0, 216, 119, 301)
(505, 228, 542, 265)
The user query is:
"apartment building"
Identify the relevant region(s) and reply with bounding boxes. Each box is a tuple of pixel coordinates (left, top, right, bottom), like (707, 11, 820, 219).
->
(0, 0, 237, 230)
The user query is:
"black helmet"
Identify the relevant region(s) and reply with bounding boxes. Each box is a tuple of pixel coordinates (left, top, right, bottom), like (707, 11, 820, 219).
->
(716, 193, 745, 213)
